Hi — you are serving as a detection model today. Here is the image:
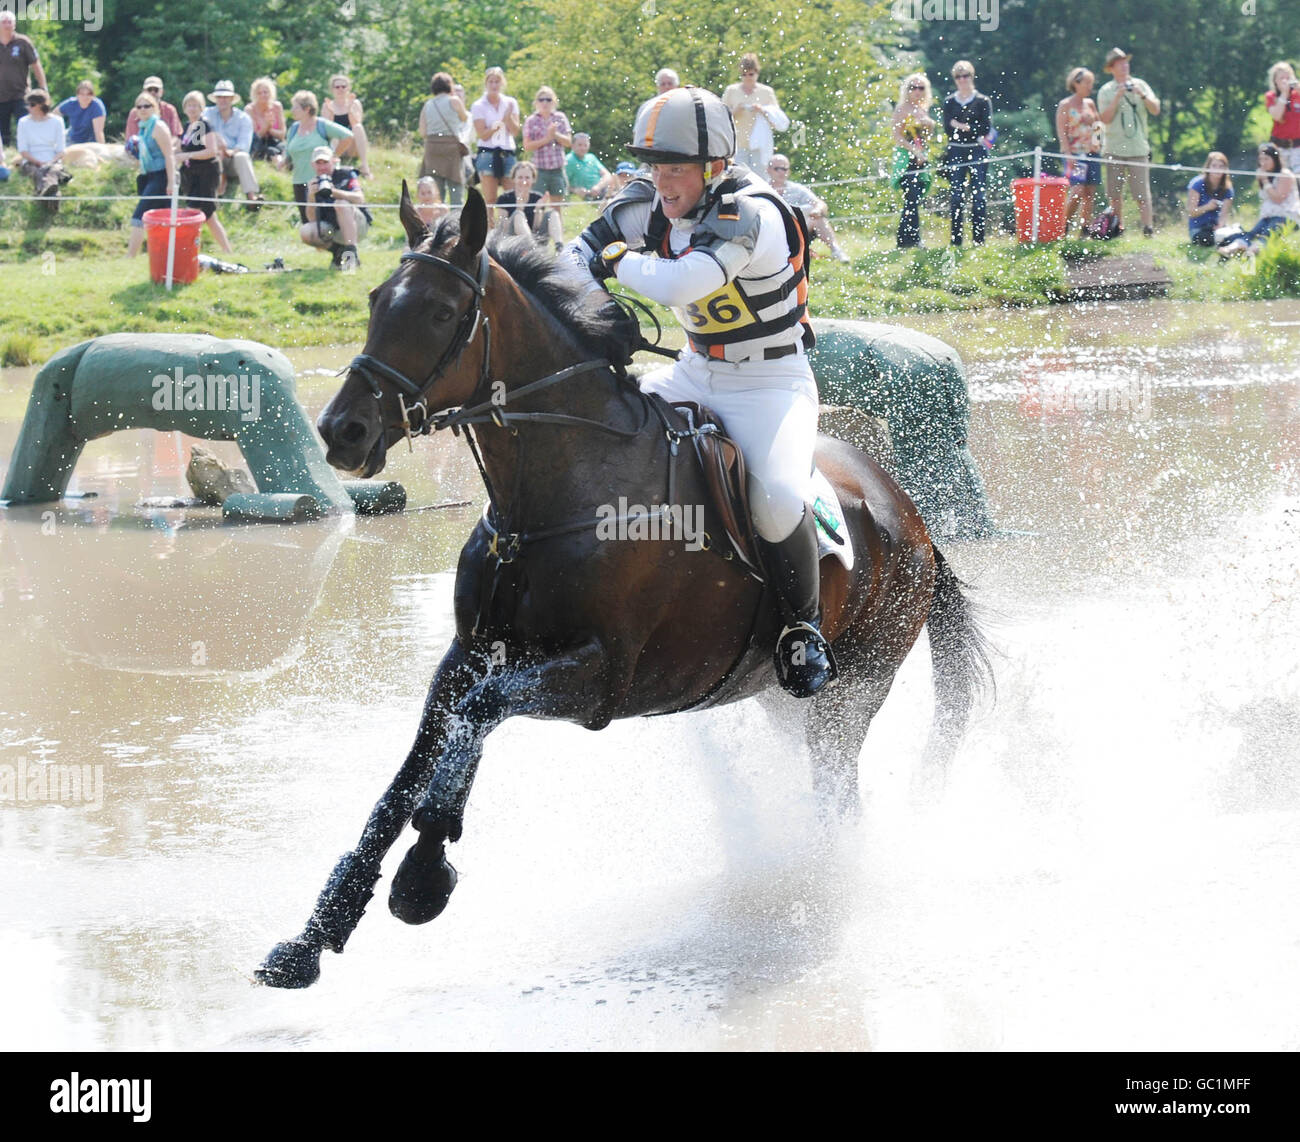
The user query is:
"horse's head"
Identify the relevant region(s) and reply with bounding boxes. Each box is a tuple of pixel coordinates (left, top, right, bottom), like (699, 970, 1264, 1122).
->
(317, 183, 491, 477)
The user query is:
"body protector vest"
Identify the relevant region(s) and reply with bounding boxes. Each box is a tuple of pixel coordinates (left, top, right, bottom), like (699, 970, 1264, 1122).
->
(580, 168, 815, 362)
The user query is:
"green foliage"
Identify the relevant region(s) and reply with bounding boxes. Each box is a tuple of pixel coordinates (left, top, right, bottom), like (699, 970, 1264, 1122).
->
(513, 0, 905, 182)
(1, 332, 38, 367)
(1232, 225, 1300, 300)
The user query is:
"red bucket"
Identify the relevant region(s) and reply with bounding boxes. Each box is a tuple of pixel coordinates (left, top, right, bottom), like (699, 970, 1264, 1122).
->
(1011, 177, 1069, 243)
(143, 207, 205, 284)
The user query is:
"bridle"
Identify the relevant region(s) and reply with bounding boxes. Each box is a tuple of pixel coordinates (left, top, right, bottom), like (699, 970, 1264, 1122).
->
(347, 246, 493, 447)
(337, 236, 746, 633)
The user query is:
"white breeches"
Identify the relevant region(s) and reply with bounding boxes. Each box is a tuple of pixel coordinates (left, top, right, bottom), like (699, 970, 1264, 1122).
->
(641, 351, 818, 542)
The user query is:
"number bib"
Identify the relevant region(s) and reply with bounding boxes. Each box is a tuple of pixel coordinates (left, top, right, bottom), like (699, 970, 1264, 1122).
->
(682, 281, 756, 335)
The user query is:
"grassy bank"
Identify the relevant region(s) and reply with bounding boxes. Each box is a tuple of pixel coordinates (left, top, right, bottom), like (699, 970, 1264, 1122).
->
(1, 142, 1297, 368)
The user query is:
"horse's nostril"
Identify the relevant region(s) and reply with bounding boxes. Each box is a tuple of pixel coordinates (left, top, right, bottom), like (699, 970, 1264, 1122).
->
(340, 420, 368, 445)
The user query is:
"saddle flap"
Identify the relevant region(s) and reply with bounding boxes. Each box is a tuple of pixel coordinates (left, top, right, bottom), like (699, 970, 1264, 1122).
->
(669, 401, 764, 578)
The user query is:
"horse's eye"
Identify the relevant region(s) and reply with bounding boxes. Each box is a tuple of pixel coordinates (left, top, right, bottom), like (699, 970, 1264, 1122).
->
(434, 306, 455, 323)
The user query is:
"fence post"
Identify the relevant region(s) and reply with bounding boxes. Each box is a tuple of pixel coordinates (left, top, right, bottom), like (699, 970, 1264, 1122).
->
(164, 180, 179, 291)
(1031, 145, 1042, 244)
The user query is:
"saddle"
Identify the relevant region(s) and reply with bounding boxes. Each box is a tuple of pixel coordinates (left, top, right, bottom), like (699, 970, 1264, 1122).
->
(660, 399, 764, 579)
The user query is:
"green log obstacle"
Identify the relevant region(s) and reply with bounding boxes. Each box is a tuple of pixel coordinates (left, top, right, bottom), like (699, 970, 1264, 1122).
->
(0, 334, 404, 522)
(808, 318, 994, 540)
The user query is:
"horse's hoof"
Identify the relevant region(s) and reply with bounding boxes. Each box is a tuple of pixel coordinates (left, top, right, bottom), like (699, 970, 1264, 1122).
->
(255, 938, 322, 989)
(389, 840, 458, 925)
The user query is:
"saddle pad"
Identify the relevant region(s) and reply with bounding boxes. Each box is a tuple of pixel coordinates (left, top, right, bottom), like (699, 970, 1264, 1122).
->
(810, 468, 854, 571)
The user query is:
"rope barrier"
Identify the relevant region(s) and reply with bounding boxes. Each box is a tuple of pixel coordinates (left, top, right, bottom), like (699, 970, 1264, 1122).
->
(1, 146, 1283, 208)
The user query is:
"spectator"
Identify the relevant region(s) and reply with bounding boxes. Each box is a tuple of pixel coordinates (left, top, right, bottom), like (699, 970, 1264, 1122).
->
(15, 88, 67, 205)
(943, 60, 993, 246)
(765, 153, 850, 263)
(1265, 61, 1300, 174)
(57, 80, 105, 145)
(523, 85, 570, 214)
(452, 82, 477, 187)
(301, 146, 368, 269)
(1220, 143, 1300, 257)
(494, 159, 562, 250)
(203, 80, 263, 208)
(279, 90, 352, 223)
(124, 77, 182, 142)
(1097, 47, 1160, 238)
(891, 72, 935, 249)
(1056, 67, 1102, 236)
(247, 77, 286, 162)
(415, 176, 449, 227)
(723, 52, 789, 173)
(1186, 152, 1233, 247)
(612, 160, 639, 191)
(178, 90, 233, 253)
(418, 71, 469, 206)
(471, 66, 520, 209)
(125, 92, 176, 257)
(0, 11, 46, 151)
(655, 68, 680, 95)
(565, 132, 613, 200)
(322, 74, 371, 179)
(0, 130, 8, 181)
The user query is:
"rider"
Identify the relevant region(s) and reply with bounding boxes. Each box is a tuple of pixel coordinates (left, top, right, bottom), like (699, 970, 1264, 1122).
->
(564, 85, 836, 697)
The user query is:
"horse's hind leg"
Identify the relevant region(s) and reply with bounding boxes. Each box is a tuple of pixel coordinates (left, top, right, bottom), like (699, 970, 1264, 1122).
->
(389, 639, 611, 925)
(807, 660, 897, 822)
(256, 640, 484, 988)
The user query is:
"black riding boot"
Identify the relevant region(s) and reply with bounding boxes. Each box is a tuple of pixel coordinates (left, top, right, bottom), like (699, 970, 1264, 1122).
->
(761, 509, 838, 698)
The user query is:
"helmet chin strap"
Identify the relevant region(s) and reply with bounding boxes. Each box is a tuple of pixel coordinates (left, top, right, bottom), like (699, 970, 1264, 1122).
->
(682, 159, 730, 221)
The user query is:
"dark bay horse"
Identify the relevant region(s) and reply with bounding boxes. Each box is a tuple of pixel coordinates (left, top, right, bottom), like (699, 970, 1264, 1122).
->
(257, 186, 990, 987)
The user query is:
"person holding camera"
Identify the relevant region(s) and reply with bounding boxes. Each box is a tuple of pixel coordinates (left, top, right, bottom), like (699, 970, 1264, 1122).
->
(1186, 152, 1233, 247)
(1265, 62, 1300, 175)
(300, 146, 368, 270)
(1097, 47, 1160, 238)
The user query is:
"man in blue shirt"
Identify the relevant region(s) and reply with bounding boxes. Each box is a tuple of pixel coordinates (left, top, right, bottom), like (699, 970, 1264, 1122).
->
(56, 80, 105, 144)
(202, 79, 263, 206)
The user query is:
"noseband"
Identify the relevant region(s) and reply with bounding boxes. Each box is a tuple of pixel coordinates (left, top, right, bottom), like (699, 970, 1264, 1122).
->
(347, 246, 493, 446)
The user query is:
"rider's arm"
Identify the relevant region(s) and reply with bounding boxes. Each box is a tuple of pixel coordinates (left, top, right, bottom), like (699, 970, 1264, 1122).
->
(612, 249, 727, 308)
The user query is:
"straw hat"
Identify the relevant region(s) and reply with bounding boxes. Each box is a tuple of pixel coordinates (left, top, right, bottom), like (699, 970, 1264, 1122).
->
(207, 80, 242, 103)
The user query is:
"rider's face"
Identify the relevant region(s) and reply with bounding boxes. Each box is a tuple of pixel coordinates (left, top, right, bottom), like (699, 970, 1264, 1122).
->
(651, 162, 706, 219)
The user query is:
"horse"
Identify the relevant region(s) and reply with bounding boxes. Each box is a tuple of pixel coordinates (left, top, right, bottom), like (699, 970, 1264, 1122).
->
(256, 185, 991, 988)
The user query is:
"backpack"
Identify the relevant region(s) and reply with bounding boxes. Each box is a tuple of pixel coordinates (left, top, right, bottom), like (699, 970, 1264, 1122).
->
(1083, 206, 1121, 240)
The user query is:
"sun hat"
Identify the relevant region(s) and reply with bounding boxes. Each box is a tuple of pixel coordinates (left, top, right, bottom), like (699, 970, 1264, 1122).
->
(208, 80, 242, 103)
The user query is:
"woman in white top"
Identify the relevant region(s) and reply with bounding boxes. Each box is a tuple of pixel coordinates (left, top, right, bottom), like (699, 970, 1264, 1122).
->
(470, 66, 520, 210)
(418, 71, 469, 206)
(1221, 142, 1300, 256)
(722, 51, 789, 173)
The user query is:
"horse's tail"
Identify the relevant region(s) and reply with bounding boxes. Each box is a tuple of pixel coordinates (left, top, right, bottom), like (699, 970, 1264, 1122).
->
(922, 545, 995, 782)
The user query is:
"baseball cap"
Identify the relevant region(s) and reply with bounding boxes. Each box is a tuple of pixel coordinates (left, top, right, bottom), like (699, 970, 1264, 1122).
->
(311, 146, 334, 162)
(143, 76, 164, 90)
(615, 161, 638, 175)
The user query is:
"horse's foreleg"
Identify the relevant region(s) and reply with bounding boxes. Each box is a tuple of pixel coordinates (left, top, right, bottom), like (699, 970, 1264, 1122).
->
(256, 640, 484, 988)
(389, 639, 610, 925)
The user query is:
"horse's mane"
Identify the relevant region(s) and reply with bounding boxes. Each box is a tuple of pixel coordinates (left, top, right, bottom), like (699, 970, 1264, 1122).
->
(420, 216, 628, 363)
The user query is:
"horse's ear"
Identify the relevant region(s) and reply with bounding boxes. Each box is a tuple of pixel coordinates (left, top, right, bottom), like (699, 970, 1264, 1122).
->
(398, 180, 427, 249)
(458, 186, 488, 257)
